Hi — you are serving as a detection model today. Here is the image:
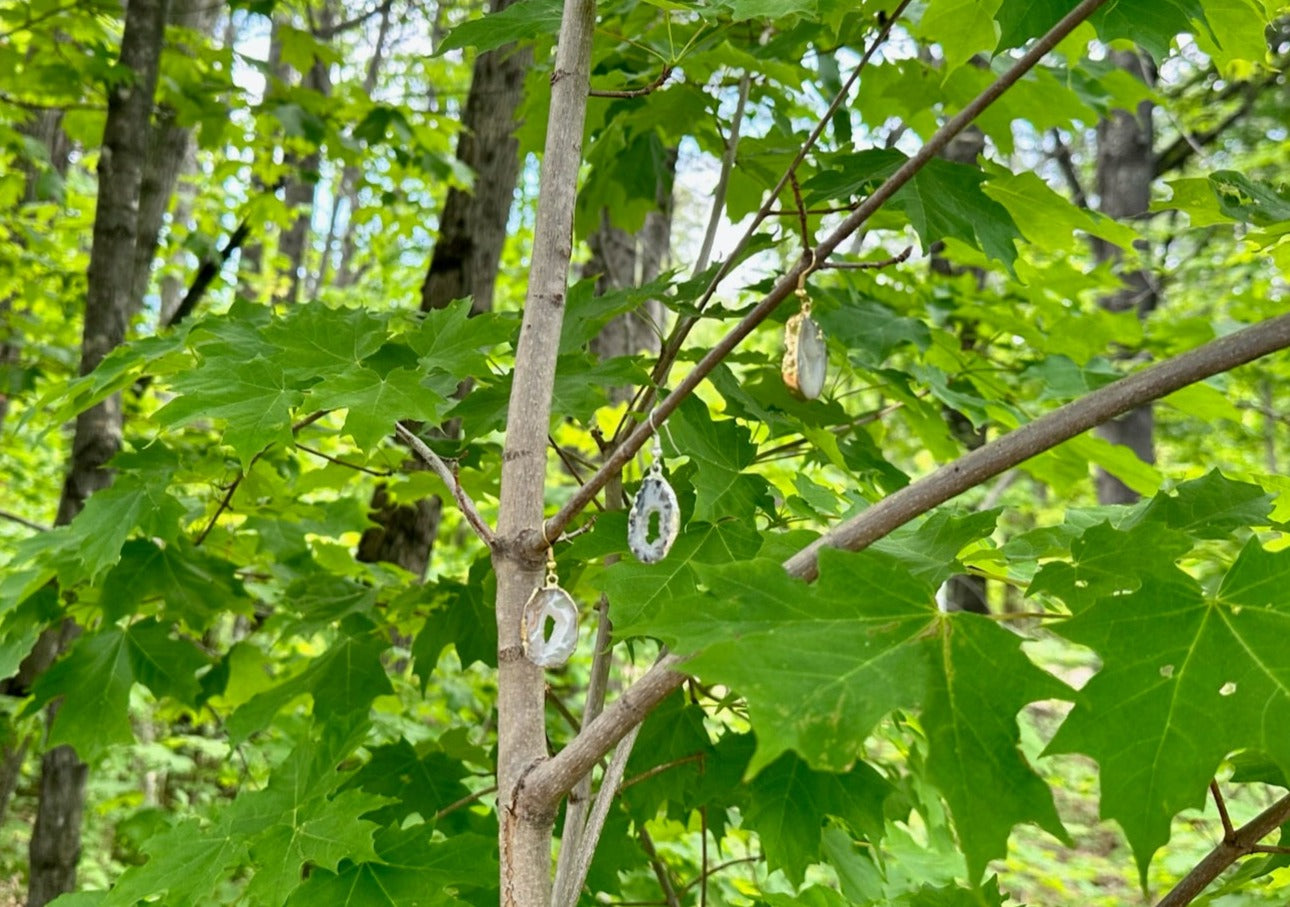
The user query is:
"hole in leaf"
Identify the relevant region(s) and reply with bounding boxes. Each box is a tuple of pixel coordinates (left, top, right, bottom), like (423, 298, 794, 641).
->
(1159, 664, 1174, 678)
(1220, 682, 1237, 696)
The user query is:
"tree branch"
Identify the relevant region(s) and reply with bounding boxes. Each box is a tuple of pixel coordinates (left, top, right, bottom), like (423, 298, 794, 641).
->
(395, 421, 495, 547)
(589, 65, 673, 98)
(493, 0, 598, 904)
(543, 0, 1113, 547)
(1157, 794, 1290, 907)
(783, 312, 1290, 580)
(552, 725, 641, 907)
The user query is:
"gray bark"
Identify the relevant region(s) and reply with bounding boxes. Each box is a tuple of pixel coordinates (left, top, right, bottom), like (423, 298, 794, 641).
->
(419, 0, 530, 316)
(319, 0, 392, 294)
(27, 0, 169, 902)
(1093, 50, 1157, 505)
(356, 0, 529, 577)
(131, 0, 221, 321)
(278, 2, 333, 305)
(931, 126, 989, 614)
(493, 1, 596, 902)
(584, 145, 676, 386)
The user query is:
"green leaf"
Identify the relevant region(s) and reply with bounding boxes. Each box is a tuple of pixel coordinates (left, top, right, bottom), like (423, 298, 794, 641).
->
(727, 0, 817, 19)
(342, 740, 472, 827)
(227, 618, 394, 743)
(438, 0, 561, 54)
(1093, 0, 1211, 61)
(30, 621, 210, 762)
(1136, 469, 1273, 539)
(412, 570, 498, 685)
(920, 0, 1002, 74)
(1048, 539, 1290, 877)
(871, 508, 1002, 588)
(805, 151, 1020, 272)
(261, 303, 391, 384)
(156, 356, 304, 466)
(745, 751, 890, 885)
(604, 519, 761, 633)
(285, 827, 495, 906)
(406, 299, 517, 377)
(668, 396, 770, 523)
(650, 551, 937, 774)
(306, 366, 449, 453)
(101, 819, 250, 907)
(982, 170, 1139, 252)
(1029, 519, 1194, 613)
(1208, 170, 1290, 227)
(100, 539, 250, 627)
(924, 614, 1070, 880)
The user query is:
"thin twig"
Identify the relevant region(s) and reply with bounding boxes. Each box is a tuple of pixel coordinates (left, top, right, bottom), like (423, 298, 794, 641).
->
(700, 805, 709, 907)
(432, 784, 498, 822)
(820, 246, 913, 270)
(547, 687, 583, 733)
(1049, 129, 1089, 209)
(681, 855, 762, 892)
(624, 0, 915, 434)
(549, 435, 606, 512)
(395, 421, 495, 547)
(1212, 780, 1235, 838)
(788, 172, 811, 255)
(553, 725, 642, 907)
(545, 0, 1107, 548)
(639, 826, 682, 907)
(1249, 844, 1290, 855)
(1158, 794, 1290, 906)
(590, 65, 673, 98)
(621, 752, 705, 791)
(0, 509, 50, 532)
(294, 442, 392, 476)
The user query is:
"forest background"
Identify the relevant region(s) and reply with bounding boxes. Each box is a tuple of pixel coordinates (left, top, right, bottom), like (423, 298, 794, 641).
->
(3, 0, 1290, 905)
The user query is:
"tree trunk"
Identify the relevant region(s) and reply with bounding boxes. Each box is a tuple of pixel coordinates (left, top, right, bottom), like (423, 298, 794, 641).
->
(1094, 50, 1157, 505)
(356, 0, 530, 576)
(27, 0, 169, 902)
(931, 126, 989, 614)
(131, 0, 221, 320)
(585, 145, 676, 390)
(317, 0, 392, 295)
(493, 2, 595, 902)
(277, 3, 333, 305)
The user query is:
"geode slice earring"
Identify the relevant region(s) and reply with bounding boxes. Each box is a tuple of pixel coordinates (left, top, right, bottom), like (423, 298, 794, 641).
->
(627, 414, 680, 564)
(782, 257, 827, 400)
(522, 549, 579, 668)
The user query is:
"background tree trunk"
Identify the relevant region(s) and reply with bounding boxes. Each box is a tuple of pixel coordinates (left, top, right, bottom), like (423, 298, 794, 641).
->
(27, 0, 169, 901)
(278, 2, 334, 305)
(356, 0, 529, 576)
(932, 126, 989, 614)
(131, 0, 222, 321)
(1094, 50, 1157, 505)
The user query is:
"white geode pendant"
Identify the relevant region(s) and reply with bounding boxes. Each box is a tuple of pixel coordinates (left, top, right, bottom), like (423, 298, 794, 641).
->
(522, 583, 579, 668)
(782, 311, 827, 400)
(628, 470, 680, 564)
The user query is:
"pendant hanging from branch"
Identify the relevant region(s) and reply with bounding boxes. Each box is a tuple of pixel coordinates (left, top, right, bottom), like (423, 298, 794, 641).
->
(628, 421, 679, 563)
(782, 260, 827, 400)
(522, 550, 579, 668)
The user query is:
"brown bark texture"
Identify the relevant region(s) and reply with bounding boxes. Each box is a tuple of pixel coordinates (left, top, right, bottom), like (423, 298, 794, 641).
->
(1094, 49, 1157, 505)
(931, 125, 989, 614)
(27, 0, 170, 902)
